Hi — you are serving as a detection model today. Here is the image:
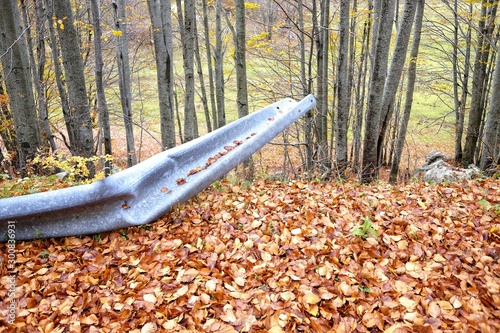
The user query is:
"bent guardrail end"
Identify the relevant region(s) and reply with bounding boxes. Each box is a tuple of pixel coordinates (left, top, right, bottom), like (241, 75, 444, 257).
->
(0, 95, 316, 241)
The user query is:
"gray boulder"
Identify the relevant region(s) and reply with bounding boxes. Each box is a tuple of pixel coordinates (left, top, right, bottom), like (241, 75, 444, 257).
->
(415, 151, 481, 183)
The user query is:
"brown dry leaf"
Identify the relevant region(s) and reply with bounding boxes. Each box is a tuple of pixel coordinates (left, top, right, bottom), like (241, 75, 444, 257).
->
(2, 178, 500, 332)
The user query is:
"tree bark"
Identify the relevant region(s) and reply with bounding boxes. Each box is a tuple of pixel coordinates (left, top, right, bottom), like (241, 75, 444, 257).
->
(234, 0, 253, 179)
(314, 0, 330, 176)
(201, 0, 217, 131)
(361, 0, 395, 183)
(215, 0, 226, 129)
(50, 0, 94, 164)
(0, 0, 42, 172)
(390, 0, 425, 183)
(20, 0, 56, 153)
(0, 71, 18, 171)
(463, 0, 498, 167)
(480, 35, 500, 173)
(335, 0, 350, 178)
(91, 0, 113, 175)
(178, 0, 198, 143)
(193, 16, 212, 133)
(113, 0, 137, 167)
(377, 0, 417, 166)
(146, 0, 176, 149)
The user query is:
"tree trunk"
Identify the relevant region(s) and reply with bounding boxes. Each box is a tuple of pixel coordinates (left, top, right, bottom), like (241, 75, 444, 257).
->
(298, 0, 314, 172)
(335, 0, 350, 178)
(178, 0, 198, 143)
(90, 0, 113, 175)
(201, 0, 217, 131)
(452, 1, 472, 165)
(352, 0, 372, 172)
(376, 0, 417, 166)
(20, 0, 56, 153)
(193, 16, 212, 133)
(480, 39, 500, 173)
(314, 0, 330, 176)
(234, 0, 253, 179)
(463, 0, 498, 167)
(361, 0, 395, 183)
(0, 71, 18, 171)
(44, 0, 73, 151)
(113, 0, 137, 167)
(390, 0, 425, 183)
(50, 0, 94, 165)
(215, 0, 226, 129)
(0, 0, 42, 172)
(146, 0, 176, 149)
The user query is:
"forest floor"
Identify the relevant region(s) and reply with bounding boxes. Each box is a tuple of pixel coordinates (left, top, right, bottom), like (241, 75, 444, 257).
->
(1, 123, 499, 332)
(1, 172, 499, 332)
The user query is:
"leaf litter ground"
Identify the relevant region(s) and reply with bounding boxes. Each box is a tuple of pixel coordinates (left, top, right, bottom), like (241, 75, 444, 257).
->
(1, 178, 499, 332)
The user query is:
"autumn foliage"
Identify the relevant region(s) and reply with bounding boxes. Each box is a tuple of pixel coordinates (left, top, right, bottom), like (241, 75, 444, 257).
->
(1, 178, 499, 332)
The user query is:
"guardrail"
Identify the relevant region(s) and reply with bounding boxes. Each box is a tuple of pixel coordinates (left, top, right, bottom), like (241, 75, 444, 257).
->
(0, 95, 316, 241)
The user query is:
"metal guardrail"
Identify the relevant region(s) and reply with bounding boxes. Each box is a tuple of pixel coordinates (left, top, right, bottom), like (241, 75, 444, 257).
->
(0, 95, 316, 241)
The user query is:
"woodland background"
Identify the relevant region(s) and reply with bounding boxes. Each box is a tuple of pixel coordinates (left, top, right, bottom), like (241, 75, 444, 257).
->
(0, 0, 499, 184)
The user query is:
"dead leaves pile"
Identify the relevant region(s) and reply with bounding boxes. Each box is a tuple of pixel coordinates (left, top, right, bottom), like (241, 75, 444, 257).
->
(1, 178, 499, 332)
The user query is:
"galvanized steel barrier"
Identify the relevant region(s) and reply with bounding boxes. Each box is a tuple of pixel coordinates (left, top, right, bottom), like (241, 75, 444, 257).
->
(0, 95, 316, 241)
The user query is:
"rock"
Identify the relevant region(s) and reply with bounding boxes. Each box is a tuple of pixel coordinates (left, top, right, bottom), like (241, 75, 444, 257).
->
(415, 151, 481, 183)
(55, 171, 70, 181)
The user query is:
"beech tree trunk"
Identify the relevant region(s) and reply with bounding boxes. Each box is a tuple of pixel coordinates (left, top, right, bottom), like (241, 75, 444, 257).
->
(234, 0, 253, 179)
(314, 0, 330, 176)
(335, 0, 350, 178)
(390, 0, 425, 183)
(376, 0, 417, 165)
(50, 0, 94, 164)
(0, 0, 42, 172)
(201, 0, 217, 131)
(113, 0, 137, 167)
(193, 17, 212, 133)
(91, 0, 112, 175)
(480, 35, 500, 173)
(215, 0, 226, 129)
(146, 0, 176, 149)
(20, 0, 56, 153)
(178, 0, 198, 143)
(462, 0, 498, 167)
(361, 0, 395, 183)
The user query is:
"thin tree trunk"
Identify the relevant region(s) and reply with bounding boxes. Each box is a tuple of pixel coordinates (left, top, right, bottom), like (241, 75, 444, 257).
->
(390, 0, 425, 183)
(113, 0, 137, 167)
(201, 0, 217, 131)
(193, 16, 212, 133)
(463, 0, 498, 167)
(361, 0, 395, 183)
(377, 0, 417, 166)
(178, 0, 198, 142)
(298, 0, 313, 171)
(234, 0, 253, 179)
(50, 0, 94, 167)
(452, 1, 472, 165)
(20, 0, 56, 153)
(44, 0, 74, 151)
(314, 0, 330, 176)
(0, 0, 42, 172)
(335, 0, 350, 178)
(91, 0, 113, 175)
(215, 0, 226, 129)
(0, 72, 18, 170)
(146, 0, 176, 149)
(480, 48, 500, 173)
(352, 0, 372, 171)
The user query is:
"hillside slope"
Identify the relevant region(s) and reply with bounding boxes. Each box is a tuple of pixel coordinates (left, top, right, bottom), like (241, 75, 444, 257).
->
(1, 178, 499, 332)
